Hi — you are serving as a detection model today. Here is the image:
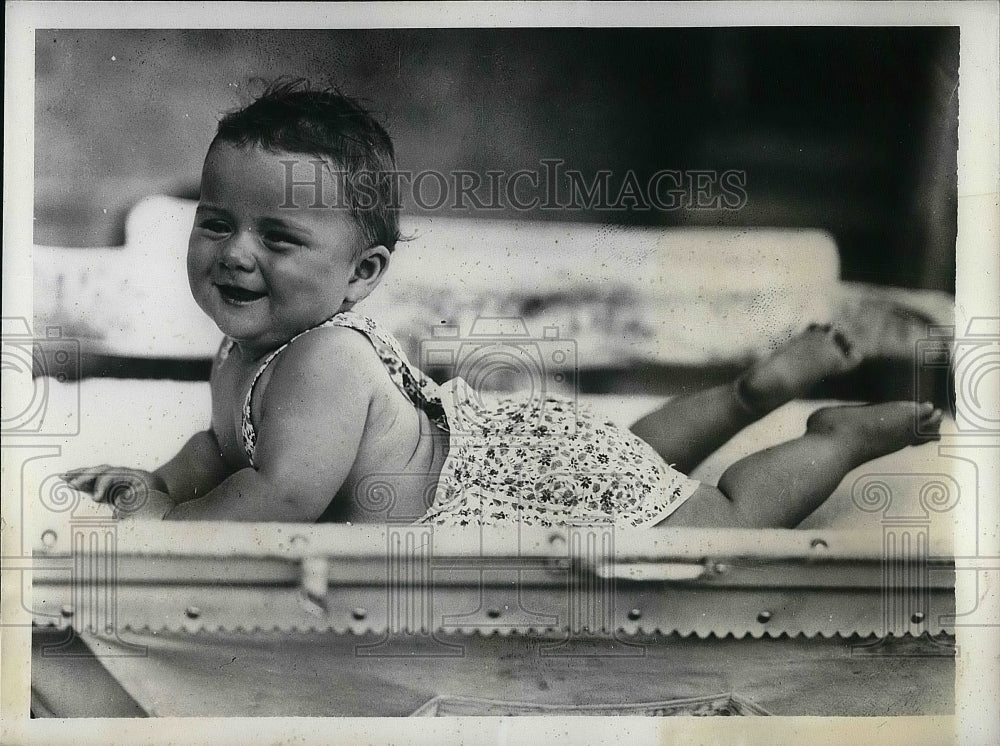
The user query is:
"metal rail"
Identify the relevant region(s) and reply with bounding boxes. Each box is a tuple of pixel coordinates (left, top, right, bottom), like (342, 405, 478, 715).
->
(29, 523, 955, 639)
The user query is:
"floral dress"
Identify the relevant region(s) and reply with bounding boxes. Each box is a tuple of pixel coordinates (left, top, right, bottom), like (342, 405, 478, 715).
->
(232, 311, 701, 528)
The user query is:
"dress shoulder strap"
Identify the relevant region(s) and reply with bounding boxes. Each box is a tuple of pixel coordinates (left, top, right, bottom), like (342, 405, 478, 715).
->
(238, 311, 448, 467)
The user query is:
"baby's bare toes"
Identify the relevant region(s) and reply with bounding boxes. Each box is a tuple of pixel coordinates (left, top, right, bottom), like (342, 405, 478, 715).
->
(806, 322, 855, 358)
(807, 322, 833, 333)
(832, 329, 852, 357)
(741, 325, 864, 411)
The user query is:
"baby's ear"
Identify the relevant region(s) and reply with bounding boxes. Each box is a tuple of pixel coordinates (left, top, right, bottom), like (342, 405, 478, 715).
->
(345, 245, 391, 303)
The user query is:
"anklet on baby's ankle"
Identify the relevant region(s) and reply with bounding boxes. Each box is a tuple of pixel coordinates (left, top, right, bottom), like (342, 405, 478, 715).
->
(733, 376, 767, 417)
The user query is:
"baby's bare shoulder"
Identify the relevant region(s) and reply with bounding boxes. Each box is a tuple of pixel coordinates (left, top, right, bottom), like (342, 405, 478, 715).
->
(245, 325, 393, 500)
(269, 325, 384, 391)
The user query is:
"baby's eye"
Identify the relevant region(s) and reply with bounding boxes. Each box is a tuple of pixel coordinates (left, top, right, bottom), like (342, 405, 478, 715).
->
(197, 219, 232, 237)
(262, 232, 302, 250)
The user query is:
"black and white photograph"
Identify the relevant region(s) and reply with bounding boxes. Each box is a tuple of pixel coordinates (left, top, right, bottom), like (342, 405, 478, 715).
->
(2, 2, 998, 744)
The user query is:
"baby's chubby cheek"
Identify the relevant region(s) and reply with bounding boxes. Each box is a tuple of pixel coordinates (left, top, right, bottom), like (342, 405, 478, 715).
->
(186, 244, 202, 292)
(186, 238, 215, 311)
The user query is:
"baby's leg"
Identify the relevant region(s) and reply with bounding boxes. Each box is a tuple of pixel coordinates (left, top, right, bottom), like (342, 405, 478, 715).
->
(661, 401, 942, 528)
(631, 324, 861, 472)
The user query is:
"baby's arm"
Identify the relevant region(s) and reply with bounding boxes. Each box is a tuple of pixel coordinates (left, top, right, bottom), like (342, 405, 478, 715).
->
(164, 327, 377, 522)
(152, 429, 230, 503)
(61, 429, 230, 518)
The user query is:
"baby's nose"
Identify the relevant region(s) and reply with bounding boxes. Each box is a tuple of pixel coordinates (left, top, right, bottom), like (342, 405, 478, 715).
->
(218, 232, 256, 270)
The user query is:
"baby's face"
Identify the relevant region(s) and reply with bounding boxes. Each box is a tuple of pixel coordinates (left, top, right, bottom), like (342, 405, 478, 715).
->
(187, 142, 366, 355)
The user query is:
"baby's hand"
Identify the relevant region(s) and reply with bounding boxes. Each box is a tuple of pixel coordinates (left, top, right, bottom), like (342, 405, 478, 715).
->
(61, 466, 172, 519)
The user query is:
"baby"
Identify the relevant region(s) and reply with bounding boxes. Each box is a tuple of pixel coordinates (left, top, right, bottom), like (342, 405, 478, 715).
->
(64, 82, 943, 528)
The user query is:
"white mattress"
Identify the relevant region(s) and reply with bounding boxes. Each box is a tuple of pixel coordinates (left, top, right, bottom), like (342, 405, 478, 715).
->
(27, 377, 961, 538)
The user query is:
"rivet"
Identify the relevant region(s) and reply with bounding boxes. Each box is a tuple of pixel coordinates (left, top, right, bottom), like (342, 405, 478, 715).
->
(910, 611, 925, 624)
(351, 607, 367, 621)
(810, 538, 829, 551)
(290, 534, 309, 548)
(757, 610, 772, 624)
(60, 605, 74, 618)
(40, 530, 58, 549)
(185, 606, 201, 619)
(713, 562, 729, 574)
(548, 533, 566, 547)
(487, 608, 502, 619)
(627, 608, 642, 621)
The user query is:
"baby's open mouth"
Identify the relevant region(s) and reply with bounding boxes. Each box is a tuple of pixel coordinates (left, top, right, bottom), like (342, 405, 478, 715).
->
(215, 283, 267, 304)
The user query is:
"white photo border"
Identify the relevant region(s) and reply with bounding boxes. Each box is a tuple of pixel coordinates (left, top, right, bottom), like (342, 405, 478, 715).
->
(3, 2, 998, 745)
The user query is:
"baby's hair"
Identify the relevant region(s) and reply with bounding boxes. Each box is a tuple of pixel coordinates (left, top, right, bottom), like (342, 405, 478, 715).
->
(214, 78, 401, 253)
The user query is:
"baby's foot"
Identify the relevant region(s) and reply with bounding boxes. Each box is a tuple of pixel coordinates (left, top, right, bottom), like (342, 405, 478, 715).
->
(738, 324, 862, 413)
(806, 401, 943, 459)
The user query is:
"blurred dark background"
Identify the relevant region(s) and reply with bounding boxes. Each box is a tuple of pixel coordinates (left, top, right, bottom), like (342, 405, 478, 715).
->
(35, 27, 958, 291)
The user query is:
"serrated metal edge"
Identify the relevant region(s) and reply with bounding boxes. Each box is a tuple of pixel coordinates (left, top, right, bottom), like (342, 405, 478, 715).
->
(31, 619, 954, 640)
(32, 618, 956, 648)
